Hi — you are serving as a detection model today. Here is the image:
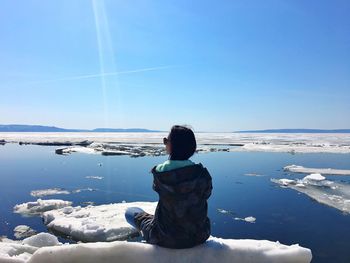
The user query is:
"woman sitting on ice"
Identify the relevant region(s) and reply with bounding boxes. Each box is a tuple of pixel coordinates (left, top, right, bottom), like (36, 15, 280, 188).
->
(125, 125, 213, 248)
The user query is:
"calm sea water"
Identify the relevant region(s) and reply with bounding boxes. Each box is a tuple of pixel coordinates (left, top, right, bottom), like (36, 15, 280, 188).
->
(1, 143, 350, 262)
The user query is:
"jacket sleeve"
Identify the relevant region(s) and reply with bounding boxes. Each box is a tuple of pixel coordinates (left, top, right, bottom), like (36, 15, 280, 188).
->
(203, 169, 212, 199)
(152, 177, 160, 193)
(151, 166, 160, 193)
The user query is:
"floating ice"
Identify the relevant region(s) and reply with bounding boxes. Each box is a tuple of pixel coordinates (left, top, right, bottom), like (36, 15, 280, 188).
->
(244, 173, 264, 177)
(71, 188, 96, 193)
(278, 179, 295, 186)
(22, 233, 60, 248)
(14, 199, 73, 216)
(56, 143, 167, 157)
(42, 202, 158, 242)
(217, 208, 256, 222)
(14, 226, 36, 239)
(234, 216, 256, 223)
(30, 188, 70, 197)
(55, 146, 97, 155)
(2, 132, 350, 154)
(303, 173, 325, 182)
(284, 165, 350, 175)
(217, 208, 230, 214)
(85, 176, 104, 180)
(0, 235, 312, 263)
(272, 176, 350, 213)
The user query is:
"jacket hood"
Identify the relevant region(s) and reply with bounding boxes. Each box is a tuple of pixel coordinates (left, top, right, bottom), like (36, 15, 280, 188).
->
(151, 163, 211, 195)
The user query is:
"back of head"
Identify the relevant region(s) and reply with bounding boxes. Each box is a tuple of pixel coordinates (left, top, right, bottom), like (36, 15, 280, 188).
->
(168, 125, 197, 160)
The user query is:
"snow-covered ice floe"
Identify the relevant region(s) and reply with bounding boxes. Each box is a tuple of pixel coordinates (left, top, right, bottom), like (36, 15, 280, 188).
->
(284, 165, 350, 175)
(30, 188, 70, 198)
(236, 143, 350, 154)
(42, 202, 158, 242)
(29, 188, 97, 198)
(55, 146, 98, 155)
(14, 199, 72, 216)
(0, 236, 312, 263)
(272, 174, 350, 213)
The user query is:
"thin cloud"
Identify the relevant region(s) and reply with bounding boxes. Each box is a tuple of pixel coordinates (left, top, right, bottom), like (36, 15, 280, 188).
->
(29, 65, 178, 84)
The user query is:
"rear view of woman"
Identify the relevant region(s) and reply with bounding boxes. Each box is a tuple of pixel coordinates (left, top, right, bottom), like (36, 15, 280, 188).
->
(125, 125, 212, 248)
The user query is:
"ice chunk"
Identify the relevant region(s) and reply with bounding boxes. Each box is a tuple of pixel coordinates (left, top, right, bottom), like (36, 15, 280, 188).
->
(284, 165, 350, 175)
(14, 199, 73, 216)
(71, 188, 96, 193)
(30, 188, 70, 197)
(244, 173, 264, 177)
(85, 176, 104, 180)
(22, 233, 60, 248)
(14, 226, 36, 239)
(234, 216, 256, 223)
(272, 177, 350, 213)
(244, 216, 256, 223)
(62, 206, 74, 214)
(217, 209, 230, 214)
(42, 202, 158, 242)
(55, 146, 97, 155)
(303, 173, 325, 181)
(278, 179, 295, 186)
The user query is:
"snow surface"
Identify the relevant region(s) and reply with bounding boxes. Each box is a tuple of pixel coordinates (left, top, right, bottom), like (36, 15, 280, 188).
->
(0, 240, 37, 263)
(284, 165, 350, 175)
(0, 236, 312, 263)
(0, 233, 59, 263)
(272, 175, 350, 213)
(42, 202, 158, 242)
(14, 199, 72, 216)
(1, 132, 349, 153)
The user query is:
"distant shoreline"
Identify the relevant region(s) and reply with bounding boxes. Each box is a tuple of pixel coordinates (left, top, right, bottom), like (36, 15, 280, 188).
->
(0, 125, 161, 133)
(1, 125, 350, 133)
(235, 129, 350, 133)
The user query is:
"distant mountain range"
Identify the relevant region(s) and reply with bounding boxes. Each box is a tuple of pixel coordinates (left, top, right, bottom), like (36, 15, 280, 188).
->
(235, 129, 350, 133)
(1, 125, 349, 133)
(0, 125, 160, 133)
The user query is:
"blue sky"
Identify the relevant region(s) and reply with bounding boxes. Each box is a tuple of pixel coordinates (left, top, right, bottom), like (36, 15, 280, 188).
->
(0, 0, 349, 132)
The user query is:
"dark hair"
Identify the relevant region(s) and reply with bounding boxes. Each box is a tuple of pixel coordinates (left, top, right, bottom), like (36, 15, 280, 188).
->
(168, 125, 197, 160)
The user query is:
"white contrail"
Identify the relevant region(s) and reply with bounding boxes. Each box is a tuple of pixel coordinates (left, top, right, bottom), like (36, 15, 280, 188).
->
(28, 65, 176, 84)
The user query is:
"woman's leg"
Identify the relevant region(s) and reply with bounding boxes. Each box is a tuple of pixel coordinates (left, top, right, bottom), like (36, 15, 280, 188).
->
(125, 207, 145, 228)
(125, 207, 154, 240)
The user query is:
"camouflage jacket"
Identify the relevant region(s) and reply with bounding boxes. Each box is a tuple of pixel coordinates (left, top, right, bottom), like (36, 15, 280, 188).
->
(136, 163, 212, 248)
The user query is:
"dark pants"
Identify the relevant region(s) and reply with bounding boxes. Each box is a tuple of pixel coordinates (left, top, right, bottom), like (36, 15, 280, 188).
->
(125, 207, 153, 240)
